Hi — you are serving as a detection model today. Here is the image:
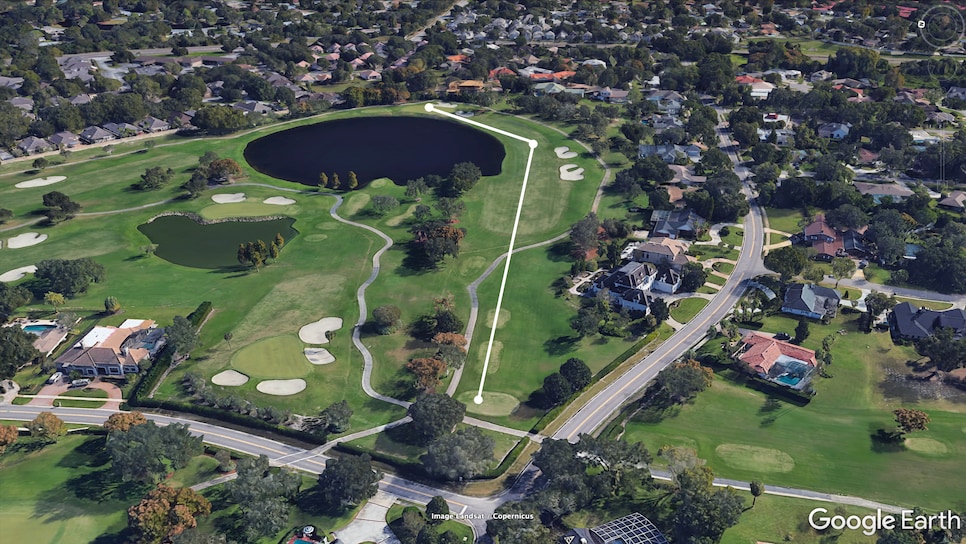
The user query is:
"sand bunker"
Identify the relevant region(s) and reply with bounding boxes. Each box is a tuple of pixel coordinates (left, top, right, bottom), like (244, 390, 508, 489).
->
(304, 348, 336, 365)
(256, 379, 306, 395)
(211, 193, 246, 203)
(7, 232, 48, 249)
(554, 146, 578, 159)
(264, 196, 296, 205)
(211, 369, 249, 386)
(298, 317, 343, 344)
(0, 265, 37, 282)
(560, 164, 585, 181)
(15, 176, 67, 188)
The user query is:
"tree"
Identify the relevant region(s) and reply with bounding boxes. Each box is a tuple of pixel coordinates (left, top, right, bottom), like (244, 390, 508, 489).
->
(182, 172, 208, 198)
(750, 480, 764, 507)
(27, 411, 66, 443)
(317, 400, 352, 433)
(447, 161, 482, 195)
(649, 297, 670, 323)
(44, 291, 65, 314)
(487, 502, 550, 544)
(0, 327, 40, 379)
(137, 166, 175, 190)
(426, 496, 449, 525)
(223, 331, 233, 349)
(794, 318, 810, 344)
(34, 258, 104, 297)
(0, 424, 19, 454)
(205, 158, 241, 183)
(318, 172, 329, 188)
(570, 212, 600, 255)
(422, 427, 495, 481)
(407, 357, 447, 391)
(166, 316, 199, 356)
(228, 455, 301, 541)
(269, 242, 280, 262)
(214, 450, 235, 473)
(0, 208, 12, 223)
(315, 453, 381, 511)
(274, 232, 285, 249)
(679, 262, 708, 292)
(830, 257, 856, 287)
(330, 172, 341, 190)
(128, 484, 211, 544)
(32, 157, 49, 171)
(764, 245, 807, 282)
(657, 359, 713, 402)
(671, 465, 744, 543)
(543, 372, 574, 406)
(560, 357, 592, 391)
(347, 170, 359, 190)
(373, 304, 402, 334)
(371, 195, 400, 215)
(802, 265, 824, 284)
(108, 421, 203, 483)
(104, 295, 121, 314)
(192, 105, 249, 134)
(41, 191, 81, 222)
(405, 178, 428, 199)
(408, 393, 466, 444)
(104, 411, 148, 432)
(893, 408, 929, 437)
(434, 198, 465, 221)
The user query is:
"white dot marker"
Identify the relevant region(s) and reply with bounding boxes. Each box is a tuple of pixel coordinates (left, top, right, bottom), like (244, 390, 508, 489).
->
(473, 395, 484, 405)
(424, 103, 434, 112)
(528, 139, 538, 149)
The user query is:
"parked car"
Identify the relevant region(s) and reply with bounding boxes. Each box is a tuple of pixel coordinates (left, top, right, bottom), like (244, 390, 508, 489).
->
(70, 379, 90, 388)
(46, 372, 63, 384)
(774, 332, 791, 341)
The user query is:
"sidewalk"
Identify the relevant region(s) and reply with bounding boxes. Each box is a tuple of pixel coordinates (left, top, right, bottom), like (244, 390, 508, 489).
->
(336, 491, 401, 544)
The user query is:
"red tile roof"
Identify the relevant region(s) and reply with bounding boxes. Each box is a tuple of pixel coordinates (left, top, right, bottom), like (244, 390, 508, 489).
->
(803, 214, 836, 239)
(739, 333, 816, 374)
(488, 67, 515, 80)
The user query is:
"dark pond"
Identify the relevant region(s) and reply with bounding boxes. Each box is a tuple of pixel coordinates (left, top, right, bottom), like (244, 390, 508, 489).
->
(138, 215, 298, 269)
(243, 115, 506, 186)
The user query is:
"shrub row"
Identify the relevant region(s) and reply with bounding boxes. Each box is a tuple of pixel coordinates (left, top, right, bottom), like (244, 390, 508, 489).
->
(186, 301, 213, 327)
(481, 437, 529, 479)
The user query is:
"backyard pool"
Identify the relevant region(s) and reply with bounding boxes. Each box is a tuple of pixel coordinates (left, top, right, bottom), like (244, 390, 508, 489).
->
(22, 324, 55, 335)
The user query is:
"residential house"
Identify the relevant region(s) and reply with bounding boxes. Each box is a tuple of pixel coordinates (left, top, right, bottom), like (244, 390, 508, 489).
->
(735, 332, 817, 390)
(139, 116, 171, 133)
(55, 319, 165, 377)
(853, 182, 914, 204)
(650, 209, 706, 239)
(0, 75, 24, 89)
(781, 283, 841, 320)
(597, 87, 629, 104)
(646, 90, 685, 114)
(488, 67, 515, 80)
(890, 302, 966, 340)
(638, 144, 702, 163)
(447, 80, 485, 95)
(232, 100, 273, 115)
(938, 190, 966, 211)
(560, 512, 668, 544)
(9, 96, 34, 112)
(533, 82, 566, 95)
(17, 136, 51, 154)
(667, 164, 706, 186)
(757, 127, 794, 145)
(102, 122, 140, 138)
(651, 265, 682, 294)
(818, 122, 850, 140)
(810, 70, 834, 82)
(589, 261, 655, 313)
(48, 131, 80, 148)
(649, 114, 683, 132)
(801, 213, 851, 261)
(946, 86, 966, 100)
(79, 126, 115, 144)
(909, 129, 940, 146)
(628, 238, 693, 271)
(354, 69, 382, 81)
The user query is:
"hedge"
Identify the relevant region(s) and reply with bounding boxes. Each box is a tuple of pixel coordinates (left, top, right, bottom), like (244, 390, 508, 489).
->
(481, 437, 529, 479)
(186, 300, 213, 327)
(128, 344, 174, 402)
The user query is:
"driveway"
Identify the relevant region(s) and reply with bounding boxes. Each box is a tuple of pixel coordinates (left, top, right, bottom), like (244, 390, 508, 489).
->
(335, 491, 401, 544)
(28, 379, 123, 410)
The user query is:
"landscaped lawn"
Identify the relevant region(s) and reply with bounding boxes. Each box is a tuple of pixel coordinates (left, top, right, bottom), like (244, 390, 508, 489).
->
(712, 261, 735, 274)
(670, 298, 709, 323)
(705, 273, 727, 286)
(720, 494, 875, 544)
(764, 207, 810, 235)
(622, 311, 966, 510)
(894, 296, 954, 311)
(58, 387, 109, 408)
(387, 503, 474, 542)
(719, 226, 744, 247)
(231, 335, 312, 379)
(688, 244, 740, 262)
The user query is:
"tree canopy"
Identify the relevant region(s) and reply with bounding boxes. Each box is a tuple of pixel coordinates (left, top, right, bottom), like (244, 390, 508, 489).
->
(421, 427, 495, 481)
(107, 420, 203, 483)
(408, 393, 466, 444)
(0, 326, 41, 380)
(314, 453, 381, 512)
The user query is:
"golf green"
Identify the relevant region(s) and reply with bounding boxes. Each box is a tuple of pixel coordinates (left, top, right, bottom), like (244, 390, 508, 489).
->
(137, 215, 297, 268)
(230, 335, 312, 379)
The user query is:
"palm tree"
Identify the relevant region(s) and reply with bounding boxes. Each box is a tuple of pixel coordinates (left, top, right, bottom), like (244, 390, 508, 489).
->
(223, 331, 233, 349)
(44, 292, 65, 314)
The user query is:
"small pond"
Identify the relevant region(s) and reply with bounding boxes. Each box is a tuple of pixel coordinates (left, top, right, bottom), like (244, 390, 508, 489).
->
(243, 115, 505, 187)
(138, 215, 298, 269)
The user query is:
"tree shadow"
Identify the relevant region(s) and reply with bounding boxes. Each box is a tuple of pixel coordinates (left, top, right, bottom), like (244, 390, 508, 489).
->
(57, 435, 109, 468)
(544, 335, 580, 356)
(62, 467, 152, 503)
(546, 240, 576, 263)
(758, 397, 782, 415)
(398, 243, 438, 276)
(870, 428, 906, 453)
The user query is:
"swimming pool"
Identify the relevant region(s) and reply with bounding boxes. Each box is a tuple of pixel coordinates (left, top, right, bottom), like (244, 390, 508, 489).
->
(23, 324, 55, 335)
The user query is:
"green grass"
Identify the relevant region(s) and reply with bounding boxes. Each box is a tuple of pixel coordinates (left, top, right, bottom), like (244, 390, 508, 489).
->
(894, 297, 954, 311)
(860, 263, 890, 284)
(198, 201, 299, 219)
(697, 284, 720, 294)
(688, 244, 740, 262)
(164, 454, 220, 488)
(346, 423, 521, 472)
(623, 311, 966, 510)
(705, 273, 727, 286)
(720, 494, 876, 544)
(712, 261, 735, 274)
(670, 298, 709, 323)
(58, 387, 109, 408)
(387, 504, 473, 542)
(764, 207, 809, 235)
(719, 226, 744, 247)
(231, 335, 312, 379)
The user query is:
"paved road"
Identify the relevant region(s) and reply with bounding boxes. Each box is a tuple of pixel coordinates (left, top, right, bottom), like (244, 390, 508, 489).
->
(55, 45, 225, 63)
(837, 276, 966, 305)
(551, 110, 767, 443)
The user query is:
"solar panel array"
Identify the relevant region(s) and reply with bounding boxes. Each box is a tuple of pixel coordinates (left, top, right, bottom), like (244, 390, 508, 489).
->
(590, 513, 669, 544)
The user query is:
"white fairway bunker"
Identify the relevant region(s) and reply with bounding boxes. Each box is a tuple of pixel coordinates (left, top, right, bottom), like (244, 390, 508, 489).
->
(211, 369, 249, 386)
(7, 232, 48, 248)
(211, 193, 246, 203)
(554, 146, 578, 159)
(15, 176, 67, 188)
(256, 379, 306, 395)
(304, 348, 335, 365)
(559, 164, 585, 181)
(298, 317, 343, 344)
(264, 196, 296, 205)
(0, 265, 38, 282)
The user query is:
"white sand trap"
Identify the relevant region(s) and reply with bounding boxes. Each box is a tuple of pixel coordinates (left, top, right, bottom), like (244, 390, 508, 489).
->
(211, 369, 249, 386)
(7, 232, 48, 249)
(264, 196, 296, 205)
(304, 348, 336, 365)
(298, 317, 343, 344)
(15, 176, 67, 188)
(554, 146, 578, 159)
(256, 379, 306, 395)
(211, 193, 246, 203)
(560, 164, 585, 181)
(0, 265, 37, 282)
